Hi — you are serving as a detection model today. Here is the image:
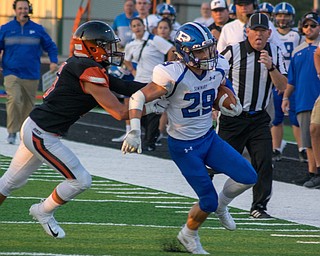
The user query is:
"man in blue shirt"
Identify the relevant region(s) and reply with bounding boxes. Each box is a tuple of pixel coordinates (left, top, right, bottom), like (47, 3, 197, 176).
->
(0, 0, 58, 145)
(112, 0, 138, 49)
(282, 12, 320, 188)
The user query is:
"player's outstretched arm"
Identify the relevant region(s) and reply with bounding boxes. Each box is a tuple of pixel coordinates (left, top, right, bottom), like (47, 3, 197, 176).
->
(121, 82, 167, 154)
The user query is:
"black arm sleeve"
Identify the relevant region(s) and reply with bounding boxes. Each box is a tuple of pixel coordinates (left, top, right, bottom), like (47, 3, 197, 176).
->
(108, 75, 147, 97)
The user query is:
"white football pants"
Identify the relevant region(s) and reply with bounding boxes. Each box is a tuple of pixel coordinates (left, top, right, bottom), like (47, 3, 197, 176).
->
(0, 117, 92, 201)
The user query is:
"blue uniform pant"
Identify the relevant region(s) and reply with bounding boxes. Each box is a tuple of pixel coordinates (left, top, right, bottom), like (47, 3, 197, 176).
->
(168, 128, 257, 213)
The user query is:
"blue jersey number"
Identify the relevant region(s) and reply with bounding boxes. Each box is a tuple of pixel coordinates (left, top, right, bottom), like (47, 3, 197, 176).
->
(182, 89, 215, 118)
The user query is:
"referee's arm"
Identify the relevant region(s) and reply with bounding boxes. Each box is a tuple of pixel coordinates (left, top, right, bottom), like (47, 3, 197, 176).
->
(268, 67, 287, 92)
(260, 49, 287, 92)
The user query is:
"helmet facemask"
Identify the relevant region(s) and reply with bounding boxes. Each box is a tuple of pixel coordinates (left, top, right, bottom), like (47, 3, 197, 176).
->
(82, 40, 124, 66)
(274, 14, 293, 29)
(96, 40, 124, 66)
(177, 39, 218, 70)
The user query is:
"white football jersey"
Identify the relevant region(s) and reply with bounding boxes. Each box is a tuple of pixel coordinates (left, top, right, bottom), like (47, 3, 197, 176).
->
(276, 29, 303, 70)
(152, 56, 229, 140)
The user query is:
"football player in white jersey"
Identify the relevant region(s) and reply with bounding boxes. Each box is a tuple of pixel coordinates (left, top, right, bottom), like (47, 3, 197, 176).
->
(271, 2, 306, 162)
(121, 22, 257, 254)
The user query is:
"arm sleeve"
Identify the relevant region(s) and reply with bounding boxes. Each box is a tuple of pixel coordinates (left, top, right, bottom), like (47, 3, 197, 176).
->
(108, 75, 147, 96)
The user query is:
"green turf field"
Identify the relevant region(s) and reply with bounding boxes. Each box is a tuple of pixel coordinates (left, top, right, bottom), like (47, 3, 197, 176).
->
(0, 154, 319, 256)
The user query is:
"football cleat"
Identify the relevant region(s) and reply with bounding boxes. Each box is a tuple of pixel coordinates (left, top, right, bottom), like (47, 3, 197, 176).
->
(250, 209, 272, 219)
(177, 228, 209, 254)
(215, 207, 236, 231)
(29, 203, 65, 238)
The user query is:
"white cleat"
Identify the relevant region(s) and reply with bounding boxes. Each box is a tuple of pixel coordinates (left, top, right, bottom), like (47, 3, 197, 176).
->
(177, 229, 209, 254)
(29, 203, 65, 238)
(215, 207, 236, 231)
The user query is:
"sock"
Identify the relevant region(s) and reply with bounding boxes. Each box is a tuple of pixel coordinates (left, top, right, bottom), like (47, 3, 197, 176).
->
(126, 125, 131, 133)
(299, 147, 306, 152)
(216, 190, 233, 213)
(317, 167, 320, 174)
(182, 224, 197, 236)
(39, 194, 61, 214)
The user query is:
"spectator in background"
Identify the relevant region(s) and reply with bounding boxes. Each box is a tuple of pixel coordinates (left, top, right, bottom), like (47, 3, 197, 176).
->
(258, 2, 274, 20)
(271, 2, 306, 162)
(156, 3, 181, 41)
(154, 17, 174, 146)
(112, 0, 138, 49)
(0, 0, 58, 145)
(135, 0, 159, 34)
(228, 3, 237, 20)
(194, 2, 214, 27)
(282, 12, 320, 188)
(217, 0, 285, 54)
(208, 0, 233, 40)
(220, 13, 287, 218)
(312, 43, 320, 184)
(123, 17, 175, 151)
(110, 0, 138, 142)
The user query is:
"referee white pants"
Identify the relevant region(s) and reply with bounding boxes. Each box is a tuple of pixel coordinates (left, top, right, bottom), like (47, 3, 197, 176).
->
(0, 117, 92, 201)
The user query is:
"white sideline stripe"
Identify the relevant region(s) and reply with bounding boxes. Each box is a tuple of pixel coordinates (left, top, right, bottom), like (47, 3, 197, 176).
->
(234, 223, 300, 226)
(1, 221, 319, 232)
(33, 171, 57, 174)
(28, 178, 64, 182)
(91, 187, 147, 191)
(297, 241, 320, 244)
(9, 196, 195, 205)
(0, 253, 110, 256)
(271, 234, 320, 238)
(96, 191, 168, 195)
(30, 175, 62, 178)
(207, 217, 276, 221)
(91, 180, 113, 183)
(116, 195, 185, 199)
(155, 205, 191, 209)
(91, 184, 130, 187)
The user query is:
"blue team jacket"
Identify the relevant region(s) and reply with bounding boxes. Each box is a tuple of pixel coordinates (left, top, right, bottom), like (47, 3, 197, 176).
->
(0, 18, 58, 80)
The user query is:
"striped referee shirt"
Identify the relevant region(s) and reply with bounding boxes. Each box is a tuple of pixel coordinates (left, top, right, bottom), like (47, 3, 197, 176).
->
(221, 40, 287, 112)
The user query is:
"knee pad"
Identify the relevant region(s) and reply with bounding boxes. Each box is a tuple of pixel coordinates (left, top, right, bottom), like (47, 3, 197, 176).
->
(56, 171, 92, 201)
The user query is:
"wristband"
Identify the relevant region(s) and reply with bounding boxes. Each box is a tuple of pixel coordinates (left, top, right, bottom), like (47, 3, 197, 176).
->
(282, 97, 289, 101)
(129, 90, 145, 111)
(130, 118, 141, 131)
(268, 64, 276, 72)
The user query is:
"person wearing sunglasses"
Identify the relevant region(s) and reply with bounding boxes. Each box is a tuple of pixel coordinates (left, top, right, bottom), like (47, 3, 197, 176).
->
(282, 12, 320, 189)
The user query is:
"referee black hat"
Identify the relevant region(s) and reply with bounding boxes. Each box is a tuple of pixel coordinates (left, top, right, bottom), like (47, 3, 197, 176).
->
(248, 13, 269, 30)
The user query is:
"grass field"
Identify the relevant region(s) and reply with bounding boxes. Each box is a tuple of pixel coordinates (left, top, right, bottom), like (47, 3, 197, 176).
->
(0, 154, 319, 256)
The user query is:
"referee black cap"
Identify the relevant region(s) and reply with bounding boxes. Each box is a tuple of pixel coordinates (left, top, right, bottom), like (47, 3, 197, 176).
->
(248, 13, 269, 30)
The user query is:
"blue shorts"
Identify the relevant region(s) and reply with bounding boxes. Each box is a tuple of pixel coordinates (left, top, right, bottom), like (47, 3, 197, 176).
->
(272, 88, 299, 127)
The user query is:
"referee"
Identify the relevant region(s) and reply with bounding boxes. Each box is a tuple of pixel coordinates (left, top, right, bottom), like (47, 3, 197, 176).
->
(219, 13, 287, 218)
